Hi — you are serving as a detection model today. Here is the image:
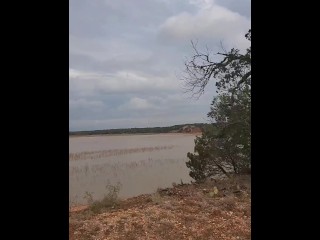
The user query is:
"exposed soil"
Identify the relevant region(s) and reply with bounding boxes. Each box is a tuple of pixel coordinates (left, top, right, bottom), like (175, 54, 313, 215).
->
(69, 175, 251, 240)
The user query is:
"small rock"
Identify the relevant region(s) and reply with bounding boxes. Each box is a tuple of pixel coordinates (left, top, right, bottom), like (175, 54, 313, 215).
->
(208, 186, 219, 197)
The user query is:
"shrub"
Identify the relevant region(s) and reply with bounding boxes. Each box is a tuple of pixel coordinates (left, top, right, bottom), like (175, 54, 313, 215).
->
(85, 182, 122, 214)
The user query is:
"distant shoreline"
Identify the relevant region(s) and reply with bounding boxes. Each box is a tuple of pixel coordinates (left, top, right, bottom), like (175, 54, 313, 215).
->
(69, 132, 202, 138)
(69, 123, 208, 138)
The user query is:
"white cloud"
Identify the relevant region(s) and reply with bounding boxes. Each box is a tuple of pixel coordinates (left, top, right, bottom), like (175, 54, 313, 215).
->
(69, 68, 180, 97)
(159, 1, 250, 50)
(119, 97, 154, 111)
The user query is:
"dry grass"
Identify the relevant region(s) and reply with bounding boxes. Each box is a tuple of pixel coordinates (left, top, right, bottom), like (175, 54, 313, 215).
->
(70, 176, 251, 240)
(83, 183, 122, 214)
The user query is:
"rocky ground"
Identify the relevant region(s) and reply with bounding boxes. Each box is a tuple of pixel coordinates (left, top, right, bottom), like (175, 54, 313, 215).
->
(69, 175, 251, 240)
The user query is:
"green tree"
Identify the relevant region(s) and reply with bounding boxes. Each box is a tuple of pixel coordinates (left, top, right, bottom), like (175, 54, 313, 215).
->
(184, 30, 251, 181)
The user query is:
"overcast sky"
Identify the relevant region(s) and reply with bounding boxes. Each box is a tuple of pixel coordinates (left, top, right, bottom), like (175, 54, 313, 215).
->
(69, 0, 251, 131)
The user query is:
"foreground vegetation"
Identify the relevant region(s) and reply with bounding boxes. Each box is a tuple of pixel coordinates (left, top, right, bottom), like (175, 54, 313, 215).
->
(69, 175, 251, 240)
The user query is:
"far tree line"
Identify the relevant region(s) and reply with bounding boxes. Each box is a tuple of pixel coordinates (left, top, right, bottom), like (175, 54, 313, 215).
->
(69, 123, 209, 136)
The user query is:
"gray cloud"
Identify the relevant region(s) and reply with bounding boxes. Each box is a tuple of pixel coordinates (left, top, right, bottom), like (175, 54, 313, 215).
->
(215, 0, 251, 18)
(69, 0, 251, 131)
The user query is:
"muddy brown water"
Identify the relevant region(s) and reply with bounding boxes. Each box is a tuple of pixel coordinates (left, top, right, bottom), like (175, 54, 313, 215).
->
(69, 133, 198, 206)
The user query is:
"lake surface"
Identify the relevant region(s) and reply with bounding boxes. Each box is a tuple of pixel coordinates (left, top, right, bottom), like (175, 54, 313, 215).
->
(69, 133, 198, 206)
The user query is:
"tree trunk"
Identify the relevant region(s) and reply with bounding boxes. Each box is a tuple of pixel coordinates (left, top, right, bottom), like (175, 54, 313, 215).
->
(212, 159, 231, 178)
